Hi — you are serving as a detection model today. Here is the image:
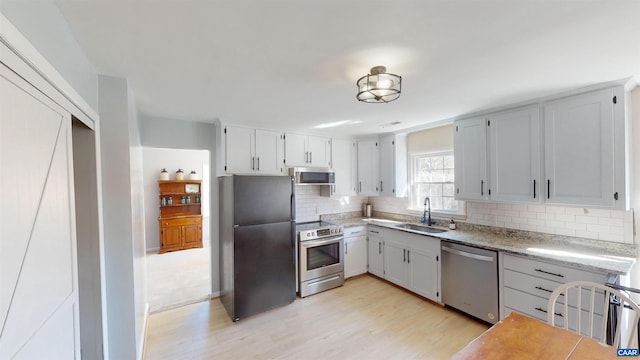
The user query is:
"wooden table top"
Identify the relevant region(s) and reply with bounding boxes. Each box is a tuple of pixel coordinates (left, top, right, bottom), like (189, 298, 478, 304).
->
(450, 312, 618, 360)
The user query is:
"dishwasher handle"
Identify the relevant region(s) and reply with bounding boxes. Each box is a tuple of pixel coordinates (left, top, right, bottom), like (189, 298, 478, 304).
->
(442, 245, 495, 262)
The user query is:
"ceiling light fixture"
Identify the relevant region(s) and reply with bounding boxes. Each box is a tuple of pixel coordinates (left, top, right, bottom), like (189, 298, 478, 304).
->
(356, 65, 401, 103)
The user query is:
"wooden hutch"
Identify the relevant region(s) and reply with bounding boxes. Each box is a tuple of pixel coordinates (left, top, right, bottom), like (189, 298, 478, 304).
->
(158, 180, 203, 253)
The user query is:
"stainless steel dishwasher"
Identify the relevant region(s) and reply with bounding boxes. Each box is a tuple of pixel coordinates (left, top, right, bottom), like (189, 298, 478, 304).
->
(441, 242, 499, 324)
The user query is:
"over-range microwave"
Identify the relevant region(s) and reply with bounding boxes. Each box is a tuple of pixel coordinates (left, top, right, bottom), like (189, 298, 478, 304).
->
(290, 167, 335, 185)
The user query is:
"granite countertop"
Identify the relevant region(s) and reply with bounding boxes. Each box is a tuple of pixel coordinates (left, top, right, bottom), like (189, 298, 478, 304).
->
(328, 216, 636, 275)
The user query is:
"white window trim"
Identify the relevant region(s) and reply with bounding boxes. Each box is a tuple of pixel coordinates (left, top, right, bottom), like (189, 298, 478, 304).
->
(407, 151, 466, 220)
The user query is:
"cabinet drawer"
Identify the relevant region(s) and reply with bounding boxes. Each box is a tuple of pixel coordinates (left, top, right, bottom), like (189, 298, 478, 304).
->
(503, 254, 607, 284)
(344, 226, 365, 238)
(504, 290, 605, 341)
(504, 287, 554, 321)
(368, 226, 383, 237)
(504, 269, 605, 315)
(504, 269, 563, 299)
(160, 217, 202, 227)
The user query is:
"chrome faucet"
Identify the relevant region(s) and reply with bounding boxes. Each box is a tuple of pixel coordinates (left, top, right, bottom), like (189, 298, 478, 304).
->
(422, 197, 432, 226)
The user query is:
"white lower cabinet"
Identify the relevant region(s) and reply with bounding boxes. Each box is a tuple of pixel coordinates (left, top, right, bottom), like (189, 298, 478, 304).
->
(367, 226, 385, 278)
(384, 240, 409, 287)
(344, 226, 367, 278)
(383, 228, 441, 303)
(408, 247, 440, 301)
(500, 253, 609, 341)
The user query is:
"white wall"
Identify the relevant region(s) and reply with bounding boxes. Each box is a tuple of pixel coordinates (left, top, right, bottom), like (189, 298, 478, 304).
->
(127, 87, 148, 359)
(0, 1, 99, 110)
(142, 148, 210, 250)
(98, 75, 145, 360)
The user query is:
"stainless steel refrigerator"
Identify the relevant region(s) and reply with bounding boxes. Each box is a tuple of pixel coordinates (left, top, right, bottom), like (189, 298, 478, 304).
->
(219, 175, 296, 321)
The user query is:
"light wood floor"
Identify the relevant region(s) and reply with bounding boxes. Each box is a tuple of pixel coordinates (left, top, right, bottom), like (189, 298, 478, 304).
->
(144, 275, 489, 359)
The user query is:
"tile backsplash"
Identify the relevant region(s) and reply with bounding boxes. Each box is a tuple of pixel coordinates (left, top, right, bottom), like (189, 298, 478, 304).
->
(465, 202, 634, 244)
(367, 196, 634, 244)
(295, 185, 368, 223)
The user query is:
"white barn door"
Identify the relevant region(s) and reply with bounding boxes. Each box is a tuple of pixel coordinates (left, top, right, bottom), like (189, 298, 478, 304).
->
(0, 63, 79, 358)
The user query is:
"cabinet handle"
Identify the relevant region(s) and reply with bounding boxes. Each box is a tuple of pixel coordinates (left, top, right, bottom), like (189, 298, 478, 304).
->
(256, 157, 260, 171)
(370, 230, 379, 234)
(403, 249, 406, 262)
(251, 156, 255, 170)
(533, 179, 536, 199)
(534, 307, 563, 317)
(378, 242, 381, 254)
(380, 181, 383, 192)
(480, 180, 484, 196)
(310, 152, 312, 164)
(534, 268, 564, 278)
(535, 286, 563, 295)
(407, 250, 410, 264)
(547, 179, 551, 199)
(359, 181, 362, 192)
(345, 243, 348, 255)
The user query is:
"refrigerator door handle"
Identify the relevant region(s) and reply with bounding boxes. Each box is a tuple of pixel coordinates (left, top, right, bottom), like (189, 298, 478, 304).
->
(291, 176, 296, 221)
(291, 193, 296, 221)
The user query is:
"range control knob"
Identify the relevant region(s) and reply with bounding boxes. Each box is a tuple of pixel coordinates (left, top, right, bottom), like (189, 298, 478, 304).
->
(307, 232, 312, 237)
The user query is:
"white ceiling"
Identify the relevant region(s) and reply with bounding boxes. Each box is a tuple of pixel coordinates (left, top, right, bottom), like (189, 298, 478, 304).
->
(54, 0, 640, 136)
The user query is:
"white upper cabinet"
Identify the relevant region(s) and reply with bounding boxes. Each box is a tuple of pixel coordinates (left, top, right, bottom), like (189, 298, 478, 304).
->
(254, 129, 285, 174)
(284, 133, 330, 168)
(283, 132, 307, 166)
(454, 116, 487, 200)
(225, 125, 254, 174)
(223, 125, 284, 175)
(378, 134, 407, 197)
(307, 135, 331, 167)
(330, 138, 356, 196)
(357, 139, 379, 195)
(544, 87, 623, 208)
(453, 83, 627, 209)
(488, 105, 541, 203)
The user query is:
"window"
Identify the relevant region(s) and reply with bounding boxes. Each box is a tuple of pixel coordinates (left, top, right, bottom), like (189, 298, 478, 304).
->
(410, 151, 464, 215)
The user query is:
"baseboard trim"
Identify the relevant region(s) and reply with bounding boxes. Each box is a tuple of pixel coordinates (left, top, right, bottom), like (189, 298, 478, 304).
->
(150, 295, 211, 314)
(146, 247, 160, 254)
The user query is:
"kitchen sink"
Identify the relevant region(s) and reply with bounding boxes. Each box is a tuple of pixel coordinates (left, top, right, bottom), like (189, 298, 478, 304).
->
(395, 223, 448, 234)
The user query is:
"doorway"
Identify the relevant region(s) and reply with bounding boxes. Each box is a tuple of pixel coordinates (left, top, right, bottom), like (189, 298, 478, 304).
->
(72, 117, 105, 360)
(142, 148, 212, 312)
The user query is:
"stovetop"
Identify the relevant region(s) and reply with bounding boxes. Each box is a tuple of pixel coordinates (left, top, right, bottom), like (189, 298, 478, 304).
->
(296, 221, 343, 241)
(296, 221, 337, 232)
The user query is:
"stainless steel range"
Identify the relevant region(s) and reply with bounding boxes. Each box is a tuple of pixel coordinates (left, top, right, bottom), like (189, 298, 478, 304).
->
(297, 221, 344, 297)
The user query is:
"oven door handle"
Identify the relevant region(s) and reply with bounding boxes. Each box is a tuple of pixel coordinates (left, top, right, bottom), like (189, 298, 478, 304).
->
(301, 237, 343, 248)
